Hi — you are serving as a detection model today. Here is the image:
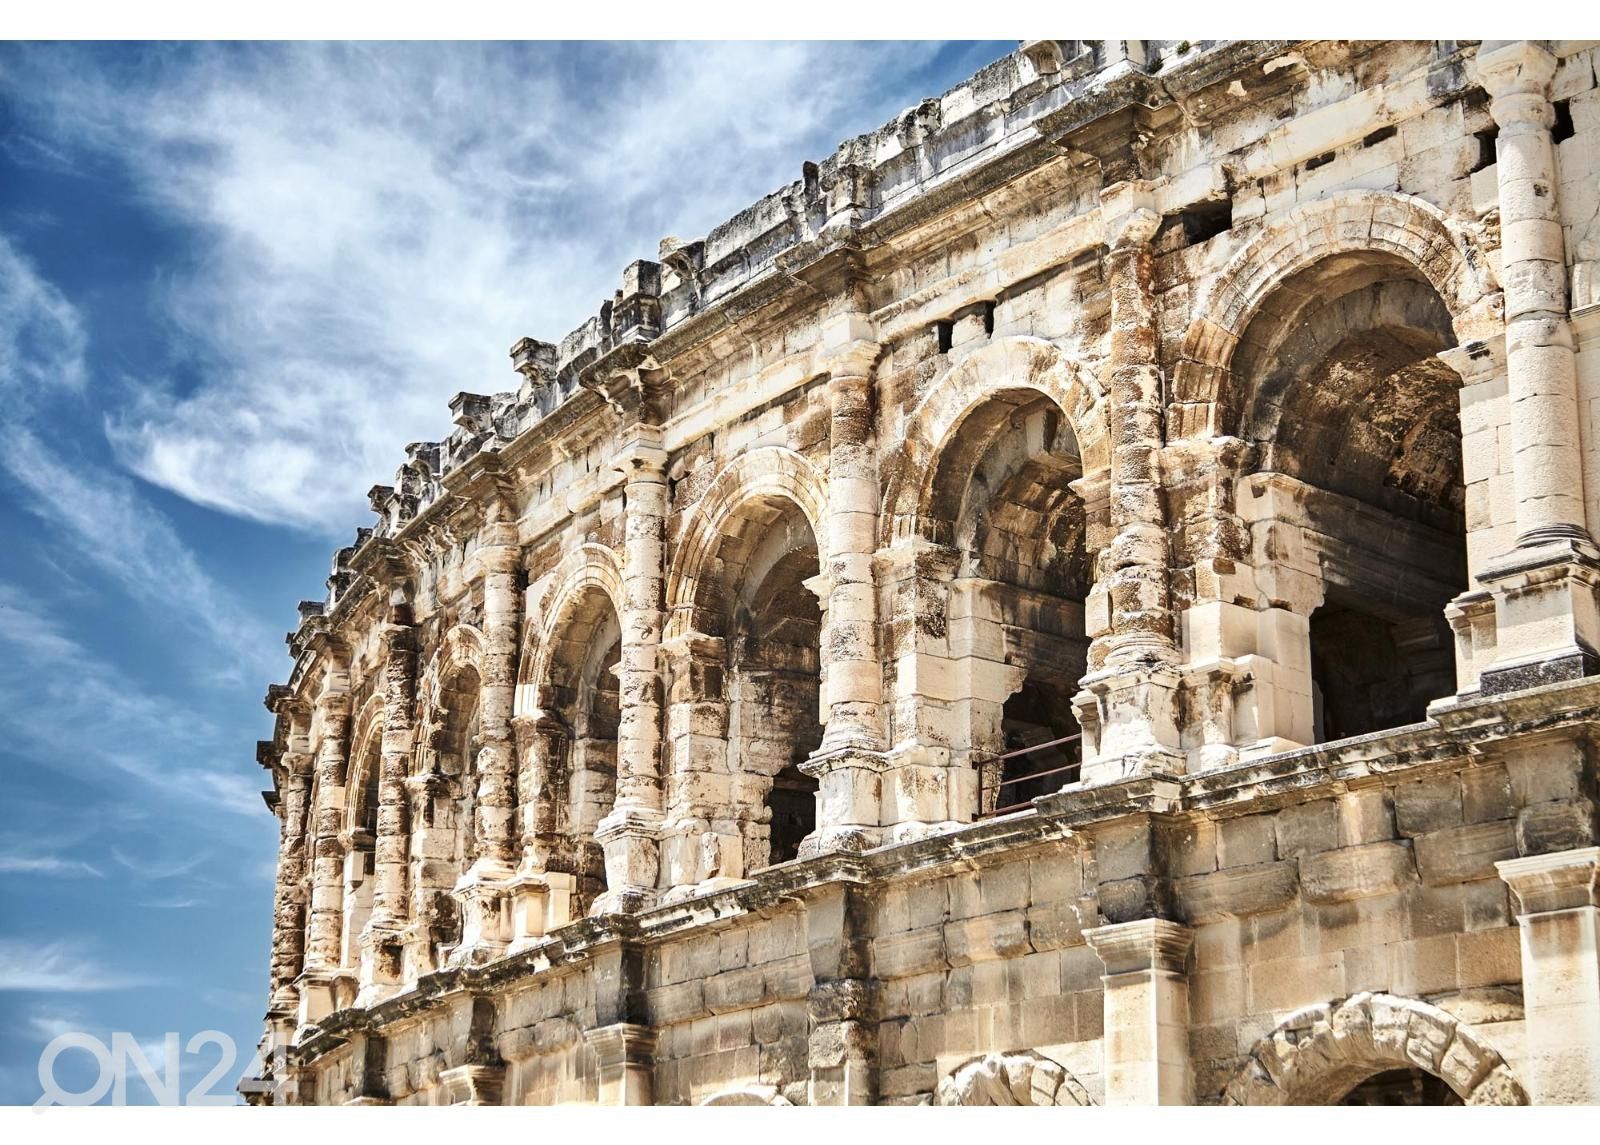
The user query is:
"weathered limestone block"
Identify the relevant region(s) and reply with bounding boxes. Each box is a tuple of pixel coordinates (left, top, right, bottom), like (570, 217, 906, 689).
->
(1300, 841, 1417, 904)
(1414, 820, 1519, 885)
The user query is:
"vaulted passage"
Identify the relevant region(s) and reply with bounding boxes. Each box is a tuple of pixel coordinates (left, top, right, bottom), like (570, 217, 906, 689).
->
(534, 584, 622, 914)
(669, 494, 822, 880)
(412, 663, 480, 971)
(923, 389, 1091, 815)
(1233, 253, 1467, 743)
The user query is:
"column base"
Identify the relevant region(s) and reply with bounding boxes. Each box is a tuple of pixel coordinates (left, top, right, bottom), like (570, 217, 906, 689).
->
(447, 859, 515, 967)
(293, 967, 355, 1033)
(799, 745, 888, 857)
(592, 806, 663, 915)
(354, 923, 405, 1008)
(507, 869, 577, 949)
(1473, 538, 1600, 696)
(1073, 664, 1185, 784)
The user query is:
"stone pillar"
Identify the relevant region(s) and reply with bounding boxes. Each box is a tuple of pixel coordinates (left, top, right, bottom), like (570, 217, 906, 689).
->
(453, 507, 521, 961)
(1076, 183, 1183, 780)
(595, 430, 669, 912)
(804, 881, 876, 1106)
(1085, 918, 1195, 1105)
(1497, 848, 1600, 1104)
(507, 712, 577, 945)
(265, 709, 313, 1041)
(804, 331, 893, 854)
(357, 594, 415, 1004)
(298, 650, 352, 1027)
(1473, 41, 1600, 693)
(441, 995, 506, 1105)
(658, 631, 739, 891)
(816, 339, 885, 754)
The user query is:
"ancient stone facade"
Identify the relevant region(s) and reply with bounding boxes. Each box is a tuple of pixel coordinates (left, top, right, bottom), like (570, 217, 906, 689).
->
(245, 40, 1600, 1106)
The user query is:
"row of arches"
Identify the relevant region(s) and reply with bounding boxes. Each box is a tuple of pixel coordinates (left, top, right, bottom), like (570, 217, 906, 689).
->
(316, 191, 1498, 963)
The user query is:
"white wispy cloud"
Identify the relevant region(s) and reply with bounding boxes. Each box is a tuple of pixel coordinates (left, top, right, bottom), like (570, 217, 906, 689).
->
(0, 855, 103, 878)
(0, 939, 152, 993)
(3, 41, 960, 532)
(0, 231, 84, 393)
(0, 233, 277, 669)
(0, 584, 265, 821)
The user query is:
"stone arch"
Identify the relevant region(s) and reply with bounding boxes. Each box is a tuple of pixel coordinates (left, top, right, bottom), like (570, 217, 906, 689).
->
(519, 543, 626, 718)
(660, 447, 829, 885)
(934, 1050, 1095, 1106)
(420, 624, 488, 715)
(343, 691, 385, 836)
(517, 543, 626, 909)
(1173, 189, 1499, 432)
(698, 1085, 794, 1106)
(882, 335, 1109, 548)
(1222, 992, 1528, 1106)
(664, 446, 827, 641)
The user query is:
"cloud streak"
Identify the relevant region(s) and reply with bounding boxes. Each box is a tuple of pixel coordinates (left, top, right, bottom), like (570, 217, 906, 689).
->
(0, 584, 264, 821)
(2, 41, 966, 532)
(0, 939, 152, 993)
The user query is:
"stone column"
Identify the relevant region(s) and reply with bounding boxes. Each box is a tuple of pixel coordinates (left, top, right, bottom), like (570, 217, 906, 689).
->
(817, 339, 885, 754)
(357, 593, 415, 1004)
(595, 430, 669, 912)
(804, 331, 893, 854)
(1085, 918, 1195, 1105)
(1473, 41, 1600, 692)
(1497, 848, 1600, 1103)
(1076, 183, 1183, 780)
(506, 713, 577, 945)
(265, 707, 313, 1043)
(453, 506, 521, 960)
(299, 650, 352, 1027)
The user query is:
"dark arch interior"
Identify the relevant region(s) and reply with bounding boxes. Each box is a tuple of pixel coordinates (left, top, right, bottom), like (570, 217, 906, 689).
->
(540, 585, 621, 912)
(1235, 254, 1467, 742)
(1336, 1066, 1463, 1106)
(694, 496, 823, 869)
(926, 390, 1090, 813)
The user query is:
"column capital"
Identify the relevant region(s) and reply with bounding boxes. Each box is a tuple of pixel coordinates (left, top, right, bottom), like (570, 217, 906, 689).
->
(1497, 847, 1600, 915)
(1084, 917, 1195, 975)
(613, 426, 668, 478)
(583, 1020, 657, 1062)
(438, 1063, 505, 1106)
(1099, 180, 1160, 250)
(1474, 40, 1558, 103)
(818, 338, 882, 381)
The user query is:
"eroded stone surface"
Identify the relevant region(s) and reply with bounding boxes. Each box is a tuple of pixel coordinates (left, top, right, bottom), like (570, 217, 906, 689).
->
(247, 39, 1600, 1107)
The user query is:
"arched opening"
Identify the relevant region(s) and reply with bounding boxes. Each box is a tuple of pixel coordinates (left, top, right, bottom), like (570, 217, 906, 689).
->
(1223, 993, 1528, 1106)
(1232, 253, 1467, 744)
(670, 492, 822, 882)
(409, 662, 479, 972)
(1336, 1066, 1463, 1106)
(537, 584, 622, 914)
(340, 731, 380, 967)
(922, 388, 1091, 815)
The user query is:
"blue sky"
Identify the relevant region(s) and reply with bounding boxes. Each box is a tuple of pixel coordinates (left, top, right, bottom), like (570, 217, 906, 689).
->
(0, 40, 1013, 1104)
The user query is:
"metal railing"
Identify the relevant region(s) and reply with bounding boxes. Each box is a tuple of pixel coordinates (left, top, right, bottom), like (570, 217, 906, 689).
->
(972, 733, 1082, 818)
